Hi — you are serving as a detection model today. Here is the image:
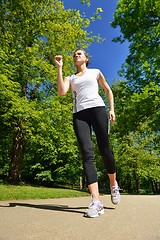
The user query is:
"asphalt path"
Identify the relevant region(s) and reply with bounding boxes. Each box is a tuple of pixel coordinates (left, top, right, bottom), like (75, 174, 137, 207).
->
(0, 195, 160, 240)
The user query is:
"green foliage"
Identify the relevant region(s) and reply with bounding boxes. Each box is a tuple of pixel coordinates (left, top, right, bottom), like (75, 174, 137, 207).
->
(113, 129, 159, 192)
(35, 170, 53, 185)
(111, 81, 160, 135)
(110, 81, 160, 193)
(80, 0, 91, 6)
(110, 1, 160, 193)
(111, 0, 160, 90)
(0, 0, 98, 184)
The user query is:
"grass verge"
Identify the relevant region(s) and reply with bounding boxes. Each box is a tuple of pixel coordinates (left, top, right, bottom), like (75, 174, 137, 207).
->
(0, 184, 89, 201)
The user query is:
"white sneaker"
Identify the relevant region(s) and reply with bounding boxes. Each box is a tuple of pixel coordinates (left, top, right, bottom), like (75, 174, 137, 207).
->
(111, 182, 120, 204)
(84, 198, 104, 218)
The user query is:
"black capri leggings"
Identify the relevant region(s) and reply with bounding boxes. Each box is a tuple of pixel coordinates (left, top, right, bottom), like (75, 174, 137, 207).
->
(73, 106, 116, 185)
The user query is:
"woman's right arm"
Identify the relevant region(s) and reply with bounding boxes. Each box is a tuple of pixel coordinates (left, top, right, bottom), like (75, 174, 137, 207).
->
(54, 55, 70, 96)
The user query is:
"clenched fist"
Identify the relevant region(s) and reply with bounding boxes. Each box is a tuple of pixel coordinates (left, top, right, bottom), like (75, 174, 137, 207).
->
(54, 55, 63, 68)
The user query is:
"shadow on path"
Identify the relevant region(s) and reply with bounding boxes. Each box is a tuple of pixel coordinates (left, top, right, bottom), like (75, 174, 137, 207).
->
(0, 202, 115, 215)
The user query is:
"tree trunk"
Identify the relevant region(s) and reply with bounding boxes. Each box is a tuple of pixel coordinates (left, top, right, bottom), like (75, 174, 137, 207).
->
(8, 128, 24, 184)
(135, 177, 140, 194)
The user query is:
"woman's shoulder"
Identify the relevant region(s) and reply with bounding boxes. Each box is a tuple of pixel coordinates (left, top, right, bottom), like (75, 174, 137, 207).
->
(87, 68, 101, 76)
(66, 74, 76, 81)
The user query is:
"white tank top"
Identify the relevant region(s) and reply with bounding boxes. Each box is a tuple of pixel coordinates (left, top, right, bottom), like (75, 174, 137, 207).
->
(66, 68, 105, 113)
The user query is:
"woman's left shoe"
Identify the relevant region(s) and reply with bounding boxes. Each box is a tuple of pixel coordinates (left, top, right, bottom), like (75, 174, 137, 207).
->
(111, 182, 120, 204)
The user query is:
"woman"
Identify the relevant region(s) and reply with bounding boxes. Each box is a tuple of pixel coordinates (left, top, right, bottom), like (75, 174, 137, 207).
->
(54, 49, 120, 218)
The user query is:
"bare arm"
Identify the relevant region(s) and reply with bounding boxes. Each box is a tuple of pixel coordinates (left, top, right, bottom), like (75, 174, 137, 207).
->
(54, 55, 70, 96)
(98, 71, 116, 122)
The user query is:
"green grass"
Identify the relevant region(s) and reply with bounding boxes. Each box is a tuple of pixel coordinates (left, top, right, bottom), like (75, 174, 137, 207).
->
(0, 184, 89, 200)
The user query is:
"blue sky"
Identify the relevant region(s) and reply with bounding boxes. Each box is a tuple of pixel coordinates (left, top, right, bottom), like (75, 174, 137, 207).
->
(63, 0, 129, 85)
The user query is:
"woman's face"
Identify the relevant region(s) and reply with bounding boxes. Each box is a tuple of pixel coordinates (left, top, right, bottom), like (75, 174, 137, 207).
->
(73, 50, 88, 66)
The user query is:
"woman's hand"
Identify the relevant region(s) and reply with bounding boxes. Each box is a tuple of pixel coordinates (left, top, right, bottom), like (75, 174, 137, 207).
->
(54, 55, 63, 68)
(109, 110, 116, 122)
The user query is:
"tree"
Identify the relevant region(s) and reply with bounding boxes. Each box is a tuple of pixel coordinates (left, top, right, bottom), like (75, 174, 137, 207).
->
(111, 0, 160, 90)
(0, 0, 102, 183)
(108, 0, 160, 193)
(110, 81, 160, 193)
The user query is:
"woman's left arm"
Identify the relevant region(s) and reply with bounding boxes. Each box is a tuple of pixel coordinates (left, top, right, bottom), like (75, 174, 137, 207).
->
(98, 71, 116, 122)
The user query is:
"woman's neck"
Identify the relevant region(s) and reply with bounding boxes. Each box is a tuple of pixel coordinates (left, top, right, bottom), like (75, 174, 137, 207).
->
(76, 65, 87, 74)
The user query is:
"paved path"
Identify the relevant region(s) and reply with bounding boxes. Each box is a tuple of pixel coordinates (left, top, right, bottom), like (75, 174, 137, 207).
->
(0, 195, 160, 240)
